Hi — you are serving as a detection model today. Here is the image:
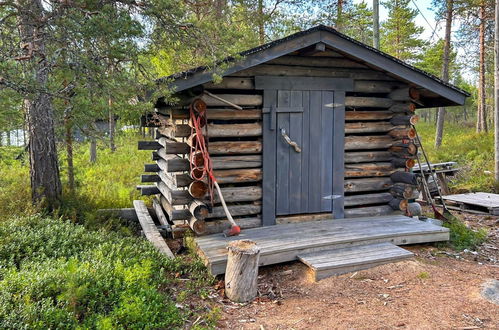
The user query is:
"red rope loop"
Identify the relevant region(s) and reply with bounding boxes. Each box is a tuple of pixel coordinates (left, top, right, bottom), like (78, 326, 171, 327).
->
(189, 99, 215, 204)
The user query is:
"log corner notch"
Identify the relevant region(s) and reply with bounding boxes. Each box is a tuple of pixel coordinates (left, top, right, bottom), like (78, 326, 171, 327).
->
(225, 240, 260, 303)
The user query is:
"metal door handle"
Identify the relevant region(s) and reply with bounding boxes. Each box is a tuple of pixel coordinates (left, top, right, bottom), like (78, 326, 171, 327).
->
(280, 128, 301, 153)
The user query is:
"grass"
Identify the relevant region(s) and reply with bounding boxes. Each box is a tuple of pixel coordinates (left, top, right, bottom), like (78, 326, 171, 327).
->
(416, 121, 495, 192)
(0, 131, 220, 328)
(0, 130, 152, 220)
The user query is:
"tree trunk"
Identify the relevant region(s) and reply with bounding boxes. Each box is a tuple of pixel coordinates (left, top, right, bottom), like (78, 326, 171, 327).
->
(257, 0, 265, 44)
(336, 0, 344, 31)
(64, 110, 75, 193)
(435, 0, 453, 148)
(109, 97, 116, 152)
(495, 0, 499, 182)
(373, 0, 380, 49)
(90, 137, 97, 163)
(17, 0, 62, 209)
(478, 3, 488, 132)
(225, 240, 260, 303)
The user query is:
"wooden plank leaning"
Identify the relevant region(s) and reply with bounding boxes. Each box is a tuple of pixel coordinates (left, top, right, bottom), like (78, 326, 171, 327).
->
(133, 200, 174, 258)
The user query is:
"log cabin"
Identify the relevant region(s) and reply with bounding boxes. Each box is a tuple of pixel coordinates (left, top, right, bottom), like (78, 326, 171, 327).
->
(139, 25, 468, 237)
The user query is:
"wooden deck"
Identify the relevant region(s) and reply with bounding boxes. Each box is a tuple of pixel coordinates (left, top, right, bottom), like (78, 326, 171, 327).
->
(442, 192, 499, 215)
(193, 215, 449, 275)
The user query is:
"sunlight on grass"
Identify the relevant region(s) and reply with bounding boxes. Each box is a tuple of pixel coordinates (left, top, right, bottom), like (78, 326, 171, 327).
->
(416, 121, 495, 192)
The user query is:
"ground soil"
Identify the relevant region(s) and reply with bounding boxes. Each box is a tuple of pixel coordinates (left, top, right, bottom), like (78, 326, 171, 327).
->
(206, 211, 499, 329)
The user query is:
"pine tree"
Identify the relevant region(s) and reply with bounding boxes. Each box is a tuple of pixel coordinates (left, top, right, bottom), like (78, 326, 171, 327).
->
(341, 1, 373, 45)
(381, 0, 426, 62)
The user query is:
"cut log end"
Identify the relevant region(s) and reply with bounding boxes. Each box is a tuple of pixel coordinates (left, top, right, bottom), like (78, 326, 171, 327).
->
(188, 181, 209, 199)
(189, 217, 207, 235)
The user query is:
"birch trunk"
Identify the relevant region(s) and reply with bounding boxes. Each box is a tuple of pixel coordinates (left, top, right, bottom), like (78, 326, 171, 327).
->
(495, 0, 499, 182)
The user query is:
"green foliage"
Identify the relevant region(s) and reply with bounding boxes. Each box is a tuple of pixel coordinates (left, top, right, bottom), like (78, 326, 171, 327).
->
(381, 0, 426, 62)
(417, 271, 430, 279)
(416, 39, 459, 78)
(416, 121, 495, 192)
(0, 215, 215, 329)
(443, 216, 488, 250)
(0, 131, 151, 220)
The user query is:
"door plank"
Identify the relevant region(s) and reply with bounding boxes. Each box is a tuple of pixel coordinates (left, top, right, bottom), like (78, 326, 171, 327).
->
(300, 91, 311, 212)
(321, 91, 334, 212)
(276, 90, 291, 214)
(262, 90, 278, 226)
(289, 91, 303, 214)
(308, 90, 322, 213)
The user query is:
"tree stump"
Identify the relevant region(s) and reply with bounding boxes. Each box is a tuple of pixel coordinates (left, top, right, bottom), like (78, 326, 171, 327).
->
(225, 240, 260, 303)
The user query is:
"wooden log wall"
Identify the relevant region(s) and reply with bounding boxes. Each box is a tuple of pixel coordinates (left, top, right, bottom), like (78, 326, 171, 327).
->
(140, 89, 264, 235)
(139, 51, 421, 233)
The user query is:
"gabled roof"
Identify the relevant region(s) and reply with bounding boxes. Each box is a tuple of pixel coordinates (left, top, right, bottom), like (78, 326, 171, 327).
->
(158, 25, 468, 107)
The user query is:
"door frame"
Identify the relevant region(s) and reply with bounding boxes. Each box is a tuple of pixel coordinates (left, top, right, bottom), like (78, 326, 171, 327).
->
(255, 76, 354, 226)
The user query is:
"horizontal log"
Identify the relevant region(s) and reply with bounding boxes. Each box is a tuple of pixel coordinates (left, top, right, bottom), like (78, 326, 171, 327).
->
(189, 216, 207, 235)
(389, 103, 416, 113)
(345, 96, 394, 108)
(391, 114, 419, 126)
(141, 174, 160, 183)
(344, 177, 392, 193)
(204, 77, 254, 90)
(138, 140, 161, 150)
(157, 155, 190, 173)
(205, 203, 262, 219)
(235, 64, 397, 80)
(157, 183, 262, 206)
(353, 81, 405, 93)
(164, 203, 262, 221)
(189, 200, 209, 220)
(407, 202, 422, 216)
(344, 192, 393, 207)
(345, 135, 394, 150)
(157, 125, 191, 138)
(389, 198, 408, 211)
(391, 158, 416, 169)
(345, 162, 395, 177)
(152, 151, 160, 161)
(207, 141, 262, 155)
(389, 142, 417, 155)
(344, 151, 392, 163)
(213, 168, 262, 183)
(207, 109, 262, 120)
(159, 195, 188, 221)
(268, 55, 368, 68)
(157, 181, 191, 205)
(210, 155, 262, 169)
(390, 171, 418, 185)
(345, 121, 394, 134)
(202, 217, 262, 235)
(345, 111, 393, 121)
(157, 137, 190, 154)
(207, 123, 262, 137)
(137, 185, 160, 195)
(390, 183, 419, 199)
(344, 205, 395, 218)
(388, 87, 420, 101)
(201, 93, 262, 107)
(388, 127, 416, 139)
(144, 163, 160, 172)
(188, 180, 209, 199)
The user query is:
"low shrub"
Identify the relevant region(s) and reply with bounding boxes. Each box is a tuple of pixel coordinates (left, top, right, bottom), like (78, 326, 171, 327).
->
(443, 216, 488, 250)
(0, 215, 212, 329)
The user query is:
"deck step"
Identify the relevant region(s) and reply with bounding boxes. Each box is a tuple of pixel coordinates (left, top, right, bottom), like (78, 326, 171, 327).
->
(298, 242, 414, 281)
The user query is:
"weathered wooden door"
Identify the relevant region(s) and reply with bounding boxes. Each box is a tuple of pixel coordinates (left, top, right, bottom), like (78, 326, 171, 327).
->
(256, 76, 351, 226)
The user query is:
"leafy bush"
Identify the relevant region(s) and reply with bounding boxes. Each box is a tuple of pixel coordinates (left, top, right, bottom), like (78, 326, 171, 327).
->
(443, 216, 488, 250)
(0, 215, 212, 329)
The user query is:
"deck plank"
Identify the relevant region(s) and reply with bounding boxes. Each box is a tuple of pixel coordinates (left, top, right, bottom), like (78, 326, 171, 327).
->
(194, 215, 448, 275)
